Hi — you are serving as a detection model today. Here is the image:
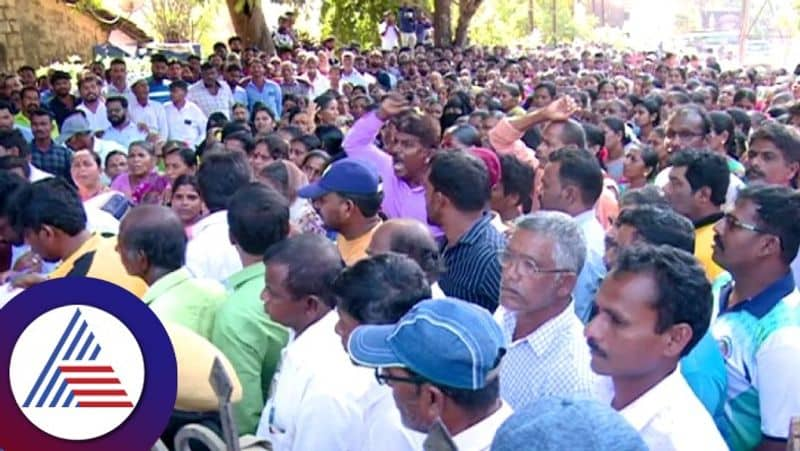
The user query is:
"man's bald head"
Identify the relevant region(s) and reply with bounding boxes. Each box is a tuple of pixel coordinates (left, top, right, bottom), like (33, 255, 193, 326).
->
(118, 205, 187, 275)
(368, 219, 444, 284)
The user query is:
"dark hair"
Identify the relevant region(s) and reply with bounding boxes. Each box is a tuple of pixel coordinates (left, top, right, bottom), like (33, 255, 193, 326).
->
(292, 134, 322, 153)
(197, 151, 252, 212)
(395, 111, 441, 148)
(668, 150, 729, 207)
(263, 234, 344, 308)
(49, 70, 71, 85)
(30, 108, 53, 121)
(225, 131, 255, 153)
(0, 129, 30, 158)
(500, 82, 521, 99)
(200, 62, 216, 72)
(737, 184, 800, 264)
(749, 122, 800, 164)
(171, 174, 200, 198)
(581, 122, 605, 149)
(428, 151, 490, 212)
(279, 125, 304, 141)
(12, 177, 86, 236)
(105, 95, 129, 110)
(105, 150, 126, 168)
(250, 103, 276, 124)
(602, 116, 630, 146)
(0, 100, 13, 114)
(151, 53, 168, 64)
(386, 225, 445, 283)
(301, 149, 331, 168)
(558, 119, 588, 149)
(169, 80, 189, 92)
(315, 125, 344, 157)
(499, 154, 534, 213)
(616, 205, 695, 253)
(733, 88, 756, 105)
(255, 133, 290, 160)
(121, 206, 186, 271)
(0, 156, 30, 179)
(634, 145, 660, 181)
(548, 148, 604, 206)
(228, 183, 290, 255)
(0, 170, 27, 220)
(20, 86, 39, 100)
(636, 97, 661, 125)
(259, 162, 291, 198)
(165, 146, 197, 169)
(333, 253, 431, 324)
(448, 124, 481, 148)
(708, 111, 737, 158)
(339, 190, 384, 217)
(669, 104, 712, 137)
(726, 107, 752, 136)
(611, 244, 711, 357)
(411, 368, 501, 411)
(109, 58, 126, 68)
(534, 81, 557, 99)
(620, 185, 670, 209)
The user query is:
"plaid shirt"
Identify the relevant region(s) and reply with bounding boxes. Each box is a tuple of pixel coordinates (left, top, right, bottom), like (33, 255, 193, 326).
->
(30, 140, 73, 181)
(188, 81, 235, 119)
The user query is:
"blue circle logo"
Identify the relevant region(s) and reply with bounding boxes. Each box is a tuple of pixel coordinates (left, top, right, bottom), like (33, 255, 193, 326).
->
(0, 278, 177, 450)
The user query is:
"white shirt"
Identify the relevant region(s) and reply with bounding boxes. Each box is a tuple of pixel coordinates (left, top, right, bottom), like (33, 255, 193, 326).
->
(102, 121, 148, 149)
(164, 100, 207, 147)
(597, 368, 728, 451)
(379, 22, 401, 50)
(341, 69, 369, 89)
(450, 401, 513, 451)
(655, 166, 744, 208)
(431, 281, 446, 298)
(306, 73, 331, 99)
(256, 312, 373, 451)
(358, 382, 425, 451)
(77, 102, 111, 132)
(573, 209, 607, 322)
(129, 98, 169, 139)
(495, 303, 599, 409)
(29, 164, 52, 182)
(185, 210, 242, 283)
(188, 81, 235, 118)
(92, 138, 127, 167)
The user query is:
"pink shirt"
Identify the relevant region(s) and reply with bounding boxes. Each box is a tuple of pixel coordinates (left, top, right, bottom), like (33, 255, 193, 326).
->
(343, 112, 443, 238)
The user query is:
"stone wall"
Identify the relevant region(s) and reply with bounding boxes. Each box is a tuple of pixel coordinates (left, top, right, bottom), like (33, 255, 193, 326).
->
(0, 0, 108, 72)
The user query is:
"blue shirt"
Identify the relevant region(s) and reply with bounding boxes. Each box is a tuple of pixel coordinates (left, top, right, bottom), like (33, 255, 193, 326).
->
(681, 331, 729, 440)
(245, 80, 282, 119)
(147, 77, 172, 104)
(439, 213, 506, 312)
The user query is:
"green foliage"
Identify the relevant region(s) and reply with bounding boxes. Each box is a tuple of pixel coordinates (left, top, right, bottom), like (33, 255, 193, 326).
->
(321, 0, 402, 48)
(469, 0, 596, 46)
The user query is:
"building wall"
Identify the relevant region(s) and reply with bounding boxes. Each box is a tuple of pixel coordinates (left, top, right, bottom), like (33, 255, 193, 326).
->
(0, 0, 108, 72)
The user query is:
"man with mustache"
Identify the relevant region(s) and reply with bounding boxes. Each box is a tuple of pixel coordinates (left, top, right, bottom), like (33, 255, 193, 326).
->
(586, 244, 727, 451)
(603, 204, 727, 434)
(495, 211, 598, 410)
(710, 185, 800, 451)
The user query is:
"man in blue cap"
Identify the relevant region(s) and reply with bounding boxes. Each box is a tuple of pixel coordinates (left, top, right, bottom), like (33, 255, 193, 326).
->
(348, 297, 512, 450)
(299, 158, 384, 266)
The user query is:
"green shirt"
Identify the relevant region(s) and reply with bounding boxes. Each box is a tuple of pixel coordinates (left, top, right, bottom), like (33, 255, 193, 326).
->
(14, 113, 59, 139)
(143, 267, 226, 340)
(210, 263, 289, 435)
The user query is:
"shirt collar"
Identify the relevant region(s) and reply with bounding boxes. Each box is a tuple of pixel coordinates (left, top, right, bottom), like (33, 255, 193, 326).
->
(226, 263, 264, 292)
(573, 209, 597, 225)
(719, 271, 795, 318)
(142, 267, 191, 304)
(619, 367, 684, 433)
(451, 401, 513, 451)
(504, 301, 575, 356)
(192, 210, 228, 235)
(693, 212, 724, 229)
(448, 212, 493, 247)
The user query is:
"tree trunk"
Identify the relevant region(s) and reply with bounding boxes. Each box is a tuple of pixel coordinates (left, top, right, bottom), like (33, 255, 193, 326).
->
(453, 0, 483, 46)
(433, 0, 452, 47)
(225, 0, 276, 55)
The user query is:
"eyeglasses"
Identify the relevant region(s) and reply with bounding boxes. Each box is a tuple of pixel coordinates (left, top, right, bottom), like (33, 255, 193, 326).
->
(722, 213, 773, 235)
(374, 368, 427, 386)
(497, 249, 574, 277)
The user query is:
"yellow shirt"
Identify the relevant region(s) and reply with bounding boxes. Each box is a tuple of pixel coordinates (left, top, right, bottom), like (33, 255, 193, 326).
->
(49, 234, 148, 298)
(695, 217, 724, 282)
(337, 221, 382, 266)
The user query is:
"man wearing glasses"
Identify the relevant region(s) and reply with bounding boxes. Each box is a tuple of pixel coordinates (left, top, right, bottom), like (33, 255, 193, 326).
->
(495, 211, 599, 410)
(711, 185, 800, 451)
(347, 297, 512, 451)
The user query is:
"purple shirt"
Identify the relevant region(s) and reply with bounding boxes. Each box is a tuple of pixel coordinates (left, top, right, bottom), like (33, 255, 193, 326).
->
(343, 111, 443, 238)
(110, 170, 170, 205)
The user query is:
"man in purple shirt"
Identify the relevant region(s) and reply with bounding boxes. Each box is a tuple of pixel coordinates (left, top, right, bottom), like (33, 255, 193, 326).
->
(343, 95, 443, 237)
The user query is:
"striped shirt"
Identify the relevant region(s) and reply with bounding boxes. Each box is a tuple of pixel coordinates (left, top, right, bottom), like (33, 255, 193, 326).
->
(147, 77, 172, 104)
(439, 213, 506, 312)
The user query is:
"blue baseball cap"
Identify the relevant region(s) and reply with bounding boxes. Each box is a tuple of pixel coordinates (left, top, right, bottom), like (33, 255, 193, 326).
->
(347, 298, 506, 390)
(298, 158, 382, 200)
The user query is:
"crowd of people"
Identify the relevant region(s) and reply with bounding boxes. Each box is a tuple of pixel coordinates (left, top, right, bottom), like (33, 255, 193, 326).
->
(2, 13, 800, 450)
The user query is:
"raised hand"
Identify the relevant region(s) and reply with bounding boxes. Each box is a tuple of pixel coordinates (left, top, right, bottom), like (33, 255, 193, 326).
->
(378, 95, 411, 121)
(541, 96, 579, 122)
